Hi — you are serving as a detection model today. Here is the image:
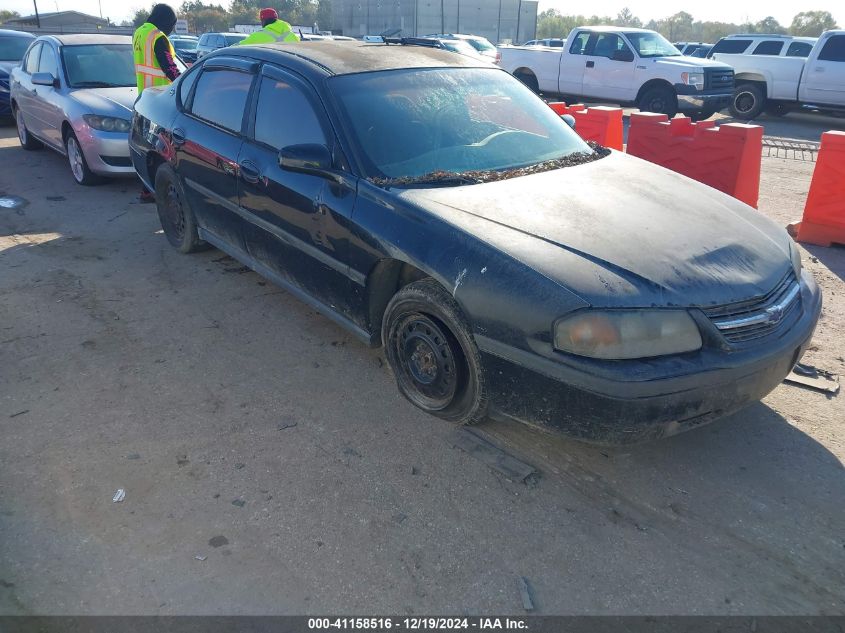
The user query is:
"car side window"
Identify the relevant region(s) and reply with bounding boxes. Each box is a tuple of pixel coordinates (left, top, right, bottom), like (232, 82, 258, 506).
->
(24, 42, 42, 74)
(568, 32, 591, 55)
(177, 65, 200, 108)
(785, 41, 812, 57)
(38, 44, 59, 78)
(752, 40, 783, 55)
(592, 33, 628, 58)
(190, 68, 254, 133)
(710, 39, 751, 55)
(253, 74, 327, 150)
(215, 35, 225, 48)
(818, 35, 845, 62)
(198, 34, 208, 46)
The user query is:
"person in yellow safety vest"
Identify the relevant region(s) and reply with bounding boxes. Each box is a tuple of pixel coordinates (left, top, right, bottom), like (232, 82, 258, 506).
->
(133, 4, 181, 202)
(133, 3, 181, 95)
(237, 8, 300, 45)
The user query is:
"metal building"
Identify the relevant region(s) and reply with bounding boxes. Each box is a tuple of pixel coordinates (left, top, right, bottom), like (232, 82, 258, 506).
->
(330, 0, 537, 44)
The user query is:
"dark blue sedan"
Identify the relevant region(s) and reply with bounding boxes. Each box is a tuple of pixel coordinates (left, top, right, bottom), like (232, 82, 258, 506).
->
(129, 41, 821, 444)
(0, 29, 35, 119)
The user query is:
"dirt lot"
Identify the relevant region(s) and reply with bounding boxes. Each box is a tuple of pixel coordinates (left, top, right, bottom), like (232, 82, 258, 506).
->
(0, 115, 843, 616)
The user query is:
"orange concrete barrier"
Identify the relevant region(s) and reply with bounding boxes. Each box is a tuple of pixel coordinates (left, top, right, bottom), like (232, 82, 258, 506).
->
(547, 102, 624, 151)
(626, 113, 763, 208)
(792, 131, 845, 247)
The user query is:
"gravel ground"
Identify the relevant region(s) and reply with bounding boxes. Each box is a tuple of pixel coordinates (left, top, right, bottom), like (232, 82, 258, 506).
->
(0, 116, 843, 616)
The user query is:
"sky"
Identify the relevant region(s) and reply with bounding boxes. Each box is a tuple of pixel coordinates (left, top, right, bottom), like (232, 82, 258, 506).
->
(3, 0, 841, 28)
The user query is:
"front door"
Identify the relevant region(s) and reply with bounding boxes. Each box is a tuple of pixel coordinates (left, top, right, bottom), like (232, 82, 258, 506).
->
(558, 30, 591, 96)
(799, 33, 845, 106)
(237, 65, 359, 319)
(32, 42, 64, 149)
(581, 32, 637, 101)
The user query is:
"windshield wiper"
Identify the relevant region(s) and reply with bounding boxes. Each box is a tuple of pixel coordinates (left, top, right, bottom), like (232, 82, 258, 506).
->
(72, 81, 130, 88)
(369, 171, 481, 188)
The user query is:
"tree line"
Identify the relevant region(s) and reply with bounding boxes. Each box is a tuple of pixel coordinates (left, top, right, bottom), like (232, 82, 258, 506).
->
(126, 0, 332, 33)
(536, 8, 839, 42)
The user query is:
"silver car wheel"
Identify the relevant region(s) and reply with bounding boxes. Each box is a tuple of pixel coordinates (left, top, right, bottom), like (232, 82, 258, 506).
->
(67, 136, 85, 183)
(16, 109, 27, 145)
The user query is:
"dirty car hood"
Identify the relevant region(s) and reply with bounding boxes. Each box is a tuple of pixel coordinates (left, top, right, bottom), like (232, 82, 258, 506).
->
(398, 151, 792, 308)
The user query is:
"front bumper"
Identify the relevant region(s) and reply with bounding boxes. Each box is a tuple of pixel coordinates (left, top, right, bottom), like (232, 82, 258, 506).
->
(478, 271, 822, 444)
(75, 125, 135, 177)
(676, 91, 733, 113)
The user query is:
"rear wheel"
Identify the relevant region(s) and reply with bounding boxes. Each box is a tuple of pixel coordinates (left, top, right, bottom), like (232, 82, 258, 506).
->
(65, 131, 101, 186)
(638, 86, 678, 118)
(15, 107, 42, 150)
(515, 70, 539, 94)
(730, 83, 766, 119)
(154, 163, 207, 253)
(382, 279, 487, 425)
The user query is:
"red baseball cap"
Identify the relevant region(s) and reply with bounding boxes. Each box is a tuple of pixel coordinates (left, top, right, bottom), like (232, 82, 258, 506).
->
(259, 8, 278, 21)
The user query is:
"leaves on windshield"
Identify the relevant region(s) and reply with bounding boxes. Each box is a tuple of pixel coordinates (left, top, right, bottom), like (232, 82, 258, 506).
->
(369, 142, 611, 188)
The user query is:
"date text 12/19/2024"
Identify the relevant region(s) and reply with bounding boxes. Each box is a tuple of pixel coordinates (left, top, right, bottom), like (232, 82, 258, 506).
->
(308, 618, 529, 630)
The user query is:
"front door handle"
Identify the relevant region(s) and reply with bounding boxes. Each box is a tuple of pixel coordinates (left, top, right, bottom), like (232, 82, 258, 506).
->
(586, 60, 595, 68)
(171, 128, 186, 145)
(239, 160, 261, 184)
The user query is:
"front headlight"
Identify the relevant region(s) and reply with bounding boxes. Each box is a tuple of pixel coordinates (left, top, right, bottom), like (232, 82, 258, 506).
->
(83, 114, 131, 133)
(681, 72, 705, 90)
(554, 310, 702, 360)
(789, 239, 802, 276)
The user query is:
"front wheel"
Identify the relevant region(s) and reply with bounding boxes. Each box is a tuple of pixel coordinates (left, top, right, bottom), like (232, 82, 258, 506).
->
(65, 131, 101, 185)
(730, 83, 766, 120)
(382, 279, 487, 425)
(638, 86, 678, 118)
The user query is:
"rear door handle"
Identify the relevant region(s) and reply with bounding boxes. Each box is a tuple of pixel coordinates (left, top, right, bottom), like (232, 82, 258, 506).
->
(171, 128, 186, 145)
(239, 160, 261, 184)
(586, 60, 595, 68)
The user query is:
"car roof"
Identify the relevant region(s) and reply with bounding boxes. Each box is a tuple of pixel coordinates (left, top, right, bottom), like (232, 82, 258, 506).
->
(575, 26, 653, 33)
(42, 34, 131, 45)
(0, 29, 35, 38)
(243, 40, 490, 76)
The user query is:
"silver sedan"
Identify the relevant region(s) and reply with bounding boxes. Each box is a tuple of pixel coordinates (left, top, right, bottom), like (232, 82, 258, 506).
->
(10, 34, 139, 185)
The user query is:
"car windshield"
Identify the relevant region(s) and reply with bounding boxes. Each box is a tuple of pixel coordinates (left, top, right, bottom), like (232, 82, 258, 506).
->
(224, 34, 247, 45)
(0, 36, 33, 61)
(61, 44, 135, 88)
(173, 39, 197, 51)
(330, 67, 596, 184)
(625, 32, 682, 57)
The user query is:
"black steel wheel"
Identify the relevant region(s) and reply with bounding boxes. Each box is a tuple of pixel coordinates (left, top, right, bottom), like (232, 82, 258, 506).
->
(730, 83, 765, 120)
(382, 278, 487, 424)
(154, 163, 207, 253)
(638, 86, 678, 118)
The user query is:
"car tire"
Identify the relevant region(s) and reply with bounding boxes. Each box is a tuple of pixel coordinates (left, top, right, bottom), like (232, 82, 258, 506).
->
(15, 107, 42, 150)
(730, 83, 766, 120)
(689, 108, 717, 121)
(382, 278, 488, 425)
(638, 86, 678, 118)
(515, 71, 539, 94)
(65, 131, 101, 186)
(154, 163, 207, 254)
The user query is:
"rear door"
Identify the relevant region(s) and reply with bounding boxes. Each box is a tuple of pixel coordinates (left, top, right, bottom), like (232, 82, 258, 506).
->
(237, 64, 359, 318)
(799, 33, 845, 106)
(174, 57, 257, 250)
(558, 30, 592, 96)
(581, 32, 637, 101)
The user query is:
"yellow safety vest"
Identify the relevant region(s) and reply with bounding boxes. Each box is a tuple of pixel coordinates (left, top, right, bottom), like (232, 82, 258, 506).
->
(133, 22, 175, 93)
(237, 20, 299, 45)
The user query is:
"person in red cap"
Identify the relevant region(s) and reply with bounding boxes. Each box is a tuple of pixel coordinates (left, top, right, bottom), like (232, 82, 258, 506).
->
(237, 8, 299, 45)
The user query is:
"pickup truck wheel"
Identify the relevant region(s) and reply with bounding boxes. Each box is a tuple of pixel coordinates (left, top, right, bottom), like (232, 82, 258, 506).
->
(154, 163, 207, 253)
(515, 71, 539, 94)
(638, 86, 678, 118)
(382, 279, 487, 425)
(730, 84, 765, 119)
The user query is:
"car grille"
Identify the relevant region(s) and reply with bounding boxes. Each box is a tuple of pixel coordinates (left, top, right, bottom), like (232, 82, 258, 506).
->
(705, 69, 735, 91)
(703, 271, 801, 343)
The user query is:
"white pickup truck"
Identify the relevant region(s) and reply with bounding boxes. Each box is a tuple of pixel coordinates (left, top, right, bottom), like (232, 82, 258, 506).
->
(710, 30, 845, 119)
(499, 26, 735, 119)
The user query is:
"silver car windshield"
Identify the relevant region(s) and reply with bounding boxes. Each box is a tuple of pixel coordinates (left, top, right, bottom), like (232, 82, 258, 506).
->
(61, 44, 135, 88)
(331, 67, 593, 180)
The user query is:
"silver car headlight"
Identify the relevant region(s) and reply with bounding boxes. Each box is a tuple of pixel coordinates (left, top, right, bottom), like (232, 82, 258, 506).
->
(789, 239, 802, 276)
(83, 115, 131, 133)
(681, 72, 705, 90)
(554, 310, 702, 359)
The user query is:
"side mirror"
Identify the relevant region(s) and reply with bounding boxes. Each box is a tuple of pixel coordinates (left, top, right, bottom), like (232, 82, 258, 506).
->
(611, 49, 635, 62)
(560, 114, 576, 129)
(279, 143, 335, 179)
(32, 72, 58, 88)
